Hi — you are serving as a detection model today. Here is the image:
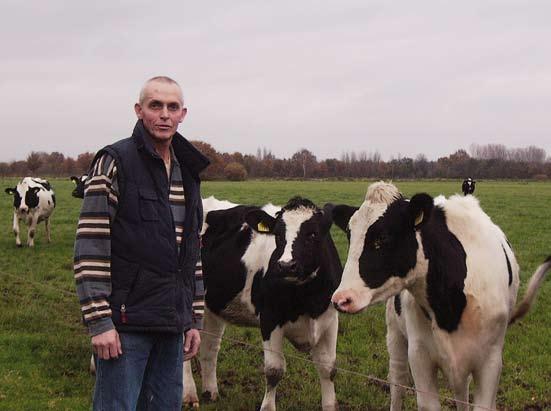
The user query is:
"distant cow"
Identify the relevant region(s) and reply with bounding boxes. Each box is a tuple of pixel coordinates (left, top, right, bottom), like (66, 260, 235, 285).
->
(5, 177, 56, 247)
(331, 181, 550, 411)
(70, 175, 87, 199)
(462, 177, 475, 195)
(184, 196, 342, 411)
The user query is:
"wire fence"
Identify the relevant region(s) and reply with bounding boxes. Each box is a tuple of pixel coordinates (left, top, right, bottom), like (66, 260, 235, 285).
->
(1, 270, 498, 410)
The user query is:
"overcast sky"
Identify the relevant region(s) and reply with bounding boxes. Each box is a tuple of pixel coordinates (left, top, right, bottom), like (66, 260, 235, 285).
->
(1, 1, 550, 162)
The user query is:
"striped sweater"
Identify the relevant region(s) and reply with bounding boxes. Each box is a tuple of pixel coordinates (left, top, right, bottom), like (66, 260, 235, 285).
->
(74, 152, 204, 336)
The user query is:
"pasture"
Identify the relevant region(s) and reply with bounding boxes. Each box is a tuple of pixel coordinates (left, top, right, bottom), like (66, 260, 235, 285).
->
(1, 178, 550, 410)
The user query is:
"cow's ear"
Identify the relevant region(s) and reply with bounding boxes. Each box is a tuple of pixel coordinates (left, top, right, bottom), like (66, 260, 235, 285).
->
(70, 176, 78, 184)
(319, 203, 335, 233)
(245, 209, 276, 234)
(408, 193, 433, 230)
(5, 187, 16, 195)
(332, 205, 358, 233)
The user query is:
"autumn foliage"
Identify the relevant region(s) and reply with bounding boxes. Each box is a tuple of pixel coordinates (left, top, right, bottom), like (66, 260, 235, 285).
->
(0, 143, 549, 180)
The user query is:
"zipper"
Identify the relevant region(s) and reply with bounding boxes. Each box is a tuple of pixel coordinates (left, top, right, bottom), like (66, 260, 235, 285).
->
(120, 304, 127, 323)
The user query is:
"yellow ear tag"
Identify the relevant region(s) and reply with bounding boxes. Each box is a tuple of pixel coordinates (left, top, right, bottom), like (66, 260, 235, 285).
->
(414, 211, 424, 227)
(257, 222, 270, 232)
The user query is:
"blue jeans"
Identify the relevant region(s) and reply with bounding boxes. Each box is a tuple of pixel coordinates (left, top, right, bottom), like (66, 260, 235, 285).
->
(93, 332, 183, 411)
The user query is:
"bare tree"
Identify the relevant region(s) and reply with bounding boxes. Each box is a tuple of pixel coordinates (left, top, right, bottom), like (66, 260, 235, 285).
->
(26, 151, 43, 174)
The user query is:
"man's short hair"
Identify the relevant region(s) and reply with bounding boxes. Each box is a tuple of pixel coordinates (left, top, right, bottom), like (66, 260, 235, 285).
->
(139, 76, 183, 104)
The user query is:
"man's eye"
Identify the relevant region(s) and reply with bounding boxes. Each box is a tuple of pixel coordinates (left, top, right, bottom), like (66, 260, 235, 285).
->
(150, 102, 162, 109)
(168, 103, 180, 111)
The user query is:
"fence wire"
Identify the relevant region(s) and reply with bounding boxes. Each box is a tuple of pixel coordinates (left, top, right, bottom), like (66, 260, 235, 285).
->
(1, 271, 497, 410)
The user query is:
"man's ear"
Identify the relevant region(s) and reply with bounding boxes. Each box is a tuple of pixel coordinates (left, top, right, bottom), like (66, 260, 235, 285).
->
(245, 209, 276, 234)
(5, 187, 15, 195)
(134, 103, 143, 119)
(332, 205, 359, 233)
(408, 193, 434, 230)
(179, 107, 187, 123)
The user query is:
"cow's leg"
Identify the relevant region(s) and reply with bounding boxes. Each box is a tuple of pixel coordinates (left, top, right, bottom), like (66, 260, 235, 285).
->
(408, 342, 440, 411)
(12, 213, 21, 247)
(260, 326, 285, 411)
(311, 312, 338, 411)
(27, 215, 38, 247)
(386, 310, 409, 411)
(45, 217, 51, 243)
(446, 372, 469, 411)
(199, 308, 226, 401)
(472, 348, 502, 411)
(183, 359, 199, 408)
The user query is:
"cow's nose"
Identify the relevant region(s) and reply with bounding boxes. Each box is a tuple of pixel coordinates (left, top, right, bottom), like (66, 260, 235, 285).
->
(19, 207, 28, 213)
(278, 260, 298, 272)
(331, 290, 356, 313)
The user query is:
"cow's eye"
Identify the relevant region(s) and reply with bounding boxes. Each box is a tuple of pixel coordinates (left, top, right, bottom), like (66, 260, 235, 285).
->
(372, 235, 389, 250)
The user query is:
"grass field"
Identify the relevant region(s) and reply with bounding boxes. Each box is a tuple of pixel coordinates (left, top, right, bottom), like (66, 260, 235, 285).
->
(1, 178, 550, 410)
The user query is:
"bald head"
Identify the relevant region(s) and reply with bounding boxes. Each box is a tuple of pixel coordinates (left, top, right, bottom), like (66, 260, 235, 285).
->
(139, 76, 183, 105)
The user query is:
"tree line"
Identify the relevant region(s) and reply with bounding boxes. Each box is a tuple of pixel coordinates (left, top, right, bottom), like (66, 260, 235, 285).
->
(0, 143, 549, 181)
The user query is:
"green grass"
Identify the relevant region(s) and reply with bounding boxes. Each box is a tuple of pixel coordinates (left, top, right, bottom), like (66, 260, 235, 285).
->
(1, 178, 550, 410)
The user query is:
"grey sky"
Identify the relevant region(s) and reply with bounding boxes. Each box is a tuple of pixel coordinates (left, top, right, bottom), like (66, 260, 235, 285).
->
(1, 1, 550, 162)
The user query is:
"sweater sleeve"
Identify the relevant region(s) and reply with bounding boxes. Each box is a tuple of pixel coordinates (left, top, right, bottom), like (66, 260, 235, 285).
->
(191, 253, 205, 330)
(74, 153, 119, 336)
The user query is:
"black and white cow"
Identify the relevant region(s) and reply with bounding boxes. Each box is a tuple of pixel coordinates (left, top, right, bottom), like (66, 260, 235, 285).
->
(184, 196, 342, 411)
(70, 174, 87, 199)
(331, 181, 550, 411)
(5, 177, 56, 247)
(461, 177, 475, 195)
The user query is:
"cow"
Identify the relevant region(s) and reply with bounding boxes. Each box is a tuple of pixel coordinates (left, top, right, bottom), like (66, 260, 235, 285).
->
(331, 181, 551, 411)
(70, 174, 87, 199)
(183, 196, 342, 411)
(462, 177, 475, 195)
(5, 177, 56, 247)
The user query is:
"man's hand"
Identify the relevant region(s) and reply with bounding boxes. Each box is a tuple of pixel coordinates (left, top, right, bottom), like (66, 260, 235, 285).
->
(184, 328, 201, 361)
(92, 329, 122, 360)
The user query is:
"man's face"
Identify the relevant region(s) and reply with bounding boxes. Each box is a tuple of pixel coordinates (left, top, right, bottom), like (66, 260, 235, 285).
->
(134, 81, 187, 142)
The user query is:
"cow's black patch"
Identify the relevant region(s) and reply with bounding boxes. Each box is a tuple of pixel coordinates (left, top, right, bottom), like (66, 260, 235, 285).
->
(202, 205, 259, 315)
(358, 200, 418, 288)
(25, 187, 40, 209)
(265, 367, 284, 388)
(32, 179, 51, 191)
(420, 207, 467, 332)
(13, 190, 22, 209)
(502, 245, 513, 286)
(394, 294, 402, 316)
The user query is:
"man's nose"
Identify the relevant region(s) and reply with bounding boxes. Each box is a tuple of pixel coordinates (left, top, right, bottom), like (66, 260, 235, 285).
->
(160, 106, 169, 119)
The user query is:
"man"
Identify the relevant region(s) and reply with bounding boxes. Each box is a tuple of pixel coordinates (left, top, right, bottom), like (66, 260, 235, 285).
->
(74, 76, 209, 410)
